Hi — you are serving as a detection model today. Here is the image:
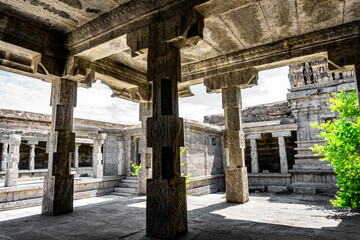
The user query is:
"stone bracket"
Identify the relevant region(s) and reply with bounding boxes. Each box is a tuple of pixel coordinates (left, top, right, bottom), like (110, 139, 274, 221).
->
(204, 67, 258, 93)
(271, 131, 292, 137)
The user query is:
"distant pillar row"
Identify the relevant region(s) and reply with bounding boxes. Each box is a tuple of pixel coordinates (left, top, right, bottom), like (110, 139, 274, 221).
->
(89, 133, 107, 178)
(5, 134, 21, 187)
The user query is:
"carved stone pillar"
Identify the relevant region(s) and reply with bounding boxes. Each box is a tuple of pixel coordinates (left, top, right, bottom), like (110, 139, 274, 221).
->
(116, 136, 124, 176)
(89, 133, 106, 178)
(145, 41, 187, 239)
(204, 68, 258, 204)
(5, 134, 21, 187)
(138, 102, 152, 195)
(126, 6, 207, 238)
(28, 140, 38, 171)
(1, 140, 9, 171)
(74, 143, 81, 169)
(42, 79, 77, 216)
(272, 131, 291, 174)
(247, 134, 261, 174)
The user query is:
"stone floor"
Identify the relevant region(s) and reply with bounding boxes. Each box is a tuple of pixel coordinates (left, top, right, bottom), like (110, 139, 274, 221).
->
(0, 192, 359, 240)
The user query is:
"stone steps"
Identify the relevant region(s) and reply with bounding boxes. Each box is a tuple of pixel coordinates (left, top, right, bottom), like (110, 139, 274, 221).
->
(292, 182, 337, 194)
(112, 176, 138, 197)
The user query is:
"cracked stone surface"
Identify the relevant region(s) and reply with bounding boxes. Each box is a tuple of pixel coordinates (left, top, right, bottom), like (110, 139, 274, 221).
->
(0, 193, 359, 240)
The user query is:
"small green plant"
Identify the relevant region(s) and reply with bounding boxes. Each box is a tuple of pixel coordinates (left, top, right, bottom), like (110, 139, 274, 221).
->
(311, 89, 360, 209)
(130, 161, 141, 176)
(180, 147, 191, 196)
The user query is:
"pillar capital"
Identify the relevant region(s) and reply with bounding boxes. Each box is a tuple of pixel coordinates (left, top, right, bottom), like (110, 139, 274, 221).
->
(27, 139, 39, 145)
(88, 133, 107, 141)
(271, 131, 292, 138)
(204, 67, 258, 93)
(246, 133, 262, 139)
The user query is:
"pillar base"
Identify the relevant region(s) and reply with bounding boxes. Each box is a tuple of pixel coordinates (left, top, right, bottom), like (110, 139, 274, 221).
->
(93, 165, 103, 178)
(5, 168, 18, 187)
(42, 174, 74, 215)
(225, 167, 249, 204)
(146, 177, 188, 239)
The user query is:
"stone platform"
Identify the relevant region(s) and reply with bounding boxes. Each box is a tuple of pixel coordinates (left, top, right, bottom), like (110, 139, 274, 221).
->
(0, 176, 123, 211)
(0, 192, 359, 239)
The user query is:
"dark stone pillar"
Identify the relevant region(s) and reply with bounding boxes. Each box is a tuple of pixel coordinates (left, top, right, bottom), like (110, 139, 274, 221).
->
(146, 28, 187, 238)
(42, 78, 77, 216)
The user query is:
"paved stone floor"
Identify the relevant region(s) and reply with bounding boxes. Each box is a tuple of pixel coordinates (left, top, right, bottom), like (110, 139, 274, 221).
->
(0, 192, 359, 240)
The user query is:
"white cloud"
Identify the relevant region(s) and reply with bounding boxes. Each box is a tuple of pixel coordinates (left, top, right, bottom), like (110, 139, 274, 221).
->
(0, 66, 290, 124)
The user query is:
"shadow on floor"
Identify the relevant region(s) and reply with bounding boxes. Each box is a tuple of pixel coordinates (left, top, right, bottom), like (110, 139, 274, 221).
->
(0, 193, 359, 240)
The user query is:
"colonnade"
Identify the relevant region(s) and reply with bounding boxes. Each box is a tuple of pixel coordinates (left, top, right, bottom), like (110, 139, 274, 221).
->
(247, 131, 291, 174)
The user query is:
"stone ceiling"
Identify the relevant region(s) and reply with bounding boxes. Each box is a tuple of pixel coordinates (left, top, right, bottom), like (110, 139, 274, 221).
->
(0, 0, 360, 101)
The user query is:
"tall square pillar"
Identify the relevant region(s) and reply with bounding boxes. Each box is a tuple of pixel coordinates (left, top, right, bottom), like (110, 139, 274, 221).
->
(1, 140, 9, 172)
(204, 67, 258, 204)
(89, 133, 106, 178)
(138, 102, 152, 195)
(42, 78, 77, 216)
(5, 134, 21, 187)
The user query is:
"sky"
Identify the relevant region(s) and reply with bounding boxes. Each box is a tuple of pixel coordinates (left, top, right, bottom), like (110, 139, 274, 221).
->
(0, 67, 290, 125)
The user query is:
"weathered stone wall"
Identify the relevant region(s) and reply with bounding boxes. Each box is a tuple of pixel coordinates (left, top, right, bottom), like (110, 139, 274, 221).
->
(103, 135, 121, 176)
(182, 120, 225, 195)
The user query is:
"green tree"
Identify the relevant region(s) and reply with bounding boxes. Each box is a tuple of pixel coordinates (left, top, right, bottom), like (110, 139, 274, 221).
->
(311, 89, 360, 209)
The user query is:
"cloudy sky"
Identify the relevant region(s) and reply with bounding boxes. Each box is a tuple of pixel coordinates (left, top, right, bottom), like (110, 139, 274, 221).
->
(0, 67, 290, 125)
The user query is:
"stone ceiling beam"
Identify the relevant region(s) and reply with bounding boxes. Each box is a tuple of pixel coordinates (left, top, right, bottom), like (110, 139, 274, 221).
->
(65, 0, 209, 56)
(0, 14, 65, 76)
(181, 21, 360, 84)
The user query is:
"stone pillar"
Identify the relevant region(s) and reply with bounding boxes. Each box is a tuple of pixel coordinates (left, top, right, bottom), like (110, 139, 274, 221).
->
(42, 78, 77, 216)
(272, 131, 291, 174)
(222, 87, 249, 203)
(355, 64, 360, 107)
(1, 140, 9, 171)
(138, 102, 152, 195)
(74, 143, 81, 169)
(204, 67, 258, 204)
(89, 133, 106, 178)
(116, 136, 124, 176)
(144, 29, 187, 240)
(247, 134, 261, 174)
(28, 140, 38, 171)
(5, 134, 21, 187)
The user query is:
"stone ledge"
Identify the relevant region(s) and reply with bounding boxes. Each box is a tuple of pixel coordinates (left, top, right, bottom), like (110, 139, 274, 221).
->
(248, 173, 291, 178)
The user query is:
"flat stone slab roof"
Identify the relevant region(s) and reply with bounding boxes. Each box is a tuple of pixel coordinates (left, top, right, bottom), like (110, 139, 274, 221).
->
(0, 193, 359, 240)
